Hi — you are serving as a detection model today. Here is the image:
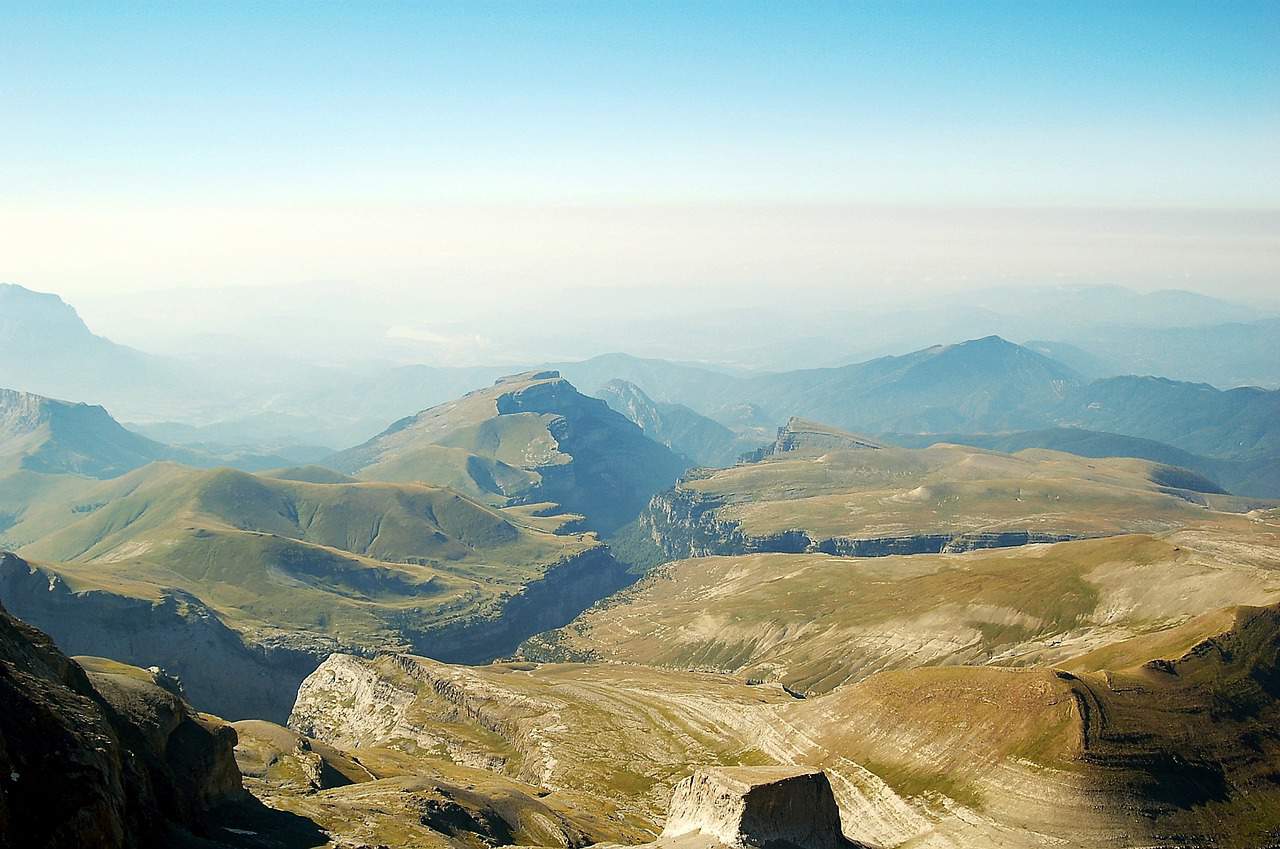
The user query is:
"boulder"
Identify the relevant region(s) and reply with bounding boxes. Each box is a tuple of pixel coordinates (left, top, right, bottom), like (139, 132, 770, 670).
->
(660, 767, 850, 849)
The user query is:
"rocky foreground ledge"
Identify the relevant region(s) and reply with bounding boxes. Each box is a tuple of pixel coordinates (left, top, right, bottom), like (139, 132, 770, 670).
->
(630, 766, 859, 849)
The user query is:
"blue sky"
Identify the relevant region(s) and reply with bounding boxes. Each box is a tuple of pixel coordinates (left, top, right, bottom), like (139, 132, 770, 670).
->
(5, 1, 1277, 205)
(0, 2, 1276, 298)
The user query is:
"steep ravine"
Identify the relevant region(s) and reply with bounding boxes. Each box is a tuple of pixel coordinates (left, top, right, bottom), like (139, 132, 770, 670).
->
(640, 486, 1087, 559)
(0, 546, 631, 723)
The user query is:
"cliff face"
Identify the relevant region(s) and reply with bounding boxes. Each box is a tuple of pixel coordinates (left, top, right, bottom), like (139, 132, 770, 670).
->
(407, 546, 633, 665)
(0, 553, 324, 722)
(660, 767, 852, 849)
(0, 600, 243, 849)
(640, 486, 1081, 560)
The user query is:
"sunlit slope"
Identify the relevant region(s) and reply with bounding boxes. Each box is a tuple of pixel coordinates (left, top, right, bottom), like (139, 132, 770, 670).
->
(772, 601, 1280, 848)
(330, 370, 687, 532)
(643, 417, 1259, 558)
(5, 462, 592, 635)
(526, 513, 1280, 696)
(0, 462, 623, 720)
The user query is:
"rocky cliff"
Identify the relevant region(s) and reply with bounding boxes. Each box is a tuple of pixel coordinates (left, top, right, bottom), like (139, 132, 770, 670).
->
(640, 484, 1083, 560)
(660, 767, 853, 849)
(0, 599, 244, 848)
(0, 552, 325, 722)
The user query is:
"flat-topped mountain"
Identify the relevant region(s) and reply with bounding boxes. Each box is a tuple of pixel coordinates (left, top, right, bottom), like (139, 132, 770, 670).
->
(639, 418, 1245, 561)
(0, 462, 626, 720)
(331, 370, 688, 532)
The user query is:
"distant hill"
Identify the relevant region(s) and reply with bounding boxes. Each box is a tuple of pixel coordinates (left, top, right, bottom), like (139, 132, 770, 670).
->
(685, 335, 1082, 434)
(595, 379, 759, 467)
(0, 284, 182, 414)
(556, 341, 1280, 470)
(1049, 316, 1280, 389)
(0, 388, 178, 478)
(887, 427, 1280, 499)
(0, 388, 338, 478)
(1053, 376, 1280, 460)
(330, 371, 688, 532)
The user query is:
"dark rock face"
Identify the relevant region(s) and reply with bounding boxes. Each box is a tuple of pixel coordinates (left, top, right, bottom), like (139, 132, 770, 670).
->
(597, 378, 753, 468)
(0, 599, 244, 849)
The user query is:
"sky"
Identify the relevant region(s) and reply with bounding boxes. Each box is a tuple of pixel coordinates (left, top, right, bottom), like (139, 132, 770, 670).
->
(1, 1, 1277, 303)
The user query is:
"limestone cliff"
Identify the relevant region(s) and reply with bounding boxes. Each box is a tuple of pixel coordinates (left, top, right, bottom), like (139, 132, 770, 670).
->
(660, 767, 854, 849)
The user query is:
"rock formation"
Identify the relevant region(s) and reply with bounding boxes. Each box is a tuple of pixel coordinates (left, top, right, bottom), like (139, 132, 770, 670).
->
(660, 767, 852, 849)
(0, 599, 244, 848)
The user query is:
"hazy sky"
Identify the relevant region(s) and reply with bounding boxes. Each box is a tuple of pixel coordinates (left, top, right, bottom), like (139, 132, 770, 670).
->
(2, 2, 1277, 299)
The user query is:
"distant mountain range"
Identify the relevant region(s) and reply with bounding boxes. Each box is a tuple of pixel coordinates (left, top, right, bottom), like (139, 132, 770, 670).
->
(4, 282, 1279, 495)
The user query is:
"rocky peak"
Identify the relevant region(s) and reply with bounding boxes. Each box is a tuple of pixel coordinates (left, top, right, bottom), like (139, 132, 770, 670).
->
(660, 767, 852, 849)
(744, 417, 882, 462)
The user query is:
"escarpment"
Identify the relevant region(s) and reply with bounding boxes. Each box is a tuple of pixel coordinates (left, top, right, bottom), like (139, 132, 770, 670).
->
(640, 485, 1087, 559)
(0, 552, 327, 722)
(0, 599, 244, 848)
(659, 767, 854, 849)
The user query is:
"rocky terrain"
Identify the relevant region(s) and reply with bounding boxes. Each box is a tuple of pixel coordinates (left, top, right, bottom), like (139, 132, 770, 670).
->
(523, 512, 1280, 694)
(269, 594, 1280, 849)
(330, 371, 688, 533)
(0, 599, 246, 848)
(657, 767, 852, 849)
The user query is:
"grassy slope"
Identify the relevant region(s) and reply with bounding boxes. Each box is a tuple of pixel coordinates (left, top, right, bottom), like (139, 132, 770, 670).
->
(330, 371, 687, 532)
(678, 441, 1258, 541)
(1, 462, 594, 645)
(528, 513, 1280, 696)
(779, 601, 1280, 848)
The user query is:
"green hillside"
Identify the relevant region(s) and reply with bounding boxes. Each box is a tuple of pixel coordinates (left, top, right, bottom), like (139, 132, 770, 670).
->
(330, 370, 688, 532)
(639, 417, 1257, 561)
(0, 462, 623, 719)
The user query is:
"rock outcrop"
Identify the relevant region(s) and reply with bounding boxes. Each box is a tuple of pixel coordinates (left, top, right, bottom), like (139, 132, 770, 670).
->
(661, 767, 852, 849)
(0, 599, 244, 848)
(740, 417, 883, 463)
